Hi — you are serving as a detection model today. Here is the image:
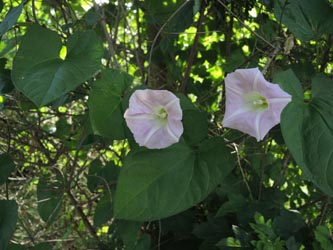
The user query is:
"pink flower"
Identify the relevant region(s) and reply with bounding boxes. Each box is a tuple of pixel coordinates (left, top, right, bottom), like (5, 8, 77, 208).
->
(222, 68, 292, 141)
(124, 89, 183, 149)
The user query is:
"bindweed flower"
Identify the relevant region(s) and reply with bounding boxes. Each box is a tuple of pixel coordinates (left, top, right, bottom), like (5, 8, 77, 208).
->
(222, 68, 292, 141)
(124, 89, 183, 149)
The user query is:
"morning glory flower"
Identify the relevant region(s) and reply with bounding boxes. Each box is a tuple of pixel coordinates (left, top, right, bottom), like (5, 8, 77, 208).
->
(222, 68, 292, 141)
(124, 89, 183, 149)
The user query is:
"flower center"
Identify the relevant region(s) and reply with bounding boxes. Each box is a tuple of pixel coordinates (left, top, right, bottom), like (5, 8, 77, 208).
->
(154, 107, 168, 125)
(244, 91, 269, 111)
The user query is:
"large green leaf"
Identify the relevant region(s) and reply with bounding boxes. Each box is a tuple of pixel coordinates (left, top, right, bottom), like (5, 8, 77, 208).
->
(12, 24, 103, 107)
(281, 75, 333, 196)
(273, 69, 304, 101)
(0, 200, 18, 250)
(274, 0, 333, 41)
(88, 69, 132, 139)
(0, 1, 24, 37)
(114, 138, 235, 221)
(37, 174, 64, 225)
(0, 153, 15, 185)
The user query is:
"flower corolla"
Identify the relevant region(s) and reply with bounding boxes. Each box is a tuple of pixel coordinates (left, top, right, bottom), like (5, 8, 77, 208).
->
(222, 68, 292, 141)
(124, 89, 183, 149)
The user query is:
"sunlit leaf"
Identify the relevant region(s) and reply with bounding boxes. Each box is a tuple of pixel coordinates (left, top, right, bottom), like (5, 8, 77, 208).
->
(0, 1, 24, 37)
(12, 24, 103, 107)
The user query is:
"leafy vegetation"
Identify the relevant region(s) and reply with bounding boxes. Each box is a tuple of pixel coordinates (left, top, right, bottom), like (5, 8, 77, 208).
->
(1, 0, 333, 249)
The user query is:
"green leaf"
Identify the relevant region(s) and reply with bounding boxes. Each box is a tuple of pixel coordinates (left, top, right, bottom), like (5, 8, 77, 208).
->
(0, 200, 18, 250)
(116, 220, 143, 246)
(273, 210, 305, 239)
(314, 225, 333, 250)
(114, 138, 235, 221)
(215, 193, 247, 218)
(216, 237, 242, 249)
(281, 75, 333, 196)
(89, 69, 132, 139)
(0, 153, 15, 185)
(273, 69, 304, 101)
(274, 0, 333, 41)
(7, 244, 25, 250)
(0, 58, 14, 94)
(93, 193, 113, 227)
(182, 109, 208, 145)
(87, 159, 119, 192)
(37, 174, 64, 225)
(12, 24, 103, 107)
(0, 1, 24, 37)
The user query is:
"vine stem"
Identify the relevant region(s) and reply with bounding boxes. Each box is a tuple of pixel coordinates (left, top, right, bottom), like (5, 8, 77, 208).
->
(180, 0, 206, 94)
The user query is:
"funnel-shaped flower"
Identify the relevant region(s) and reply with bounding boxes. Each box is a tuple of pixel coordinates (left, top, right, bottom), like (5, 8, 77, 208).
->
(222, 68, 292, 141)
(124, 89, 183, 149)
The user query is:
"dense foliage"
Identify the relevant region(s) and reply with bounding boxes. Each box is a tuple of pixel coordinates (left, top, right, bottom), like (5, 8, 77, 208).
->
(1, 0, 333, 249)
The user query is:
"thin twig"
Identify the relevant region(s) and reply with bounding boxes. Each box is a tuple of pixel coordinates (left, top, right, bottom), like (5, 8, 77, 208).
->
(180, 0, 206, 93)
(94, 1, 120, 68)
(66, 190, 103, 249)
(216, 0, 275, 49)
(262, 45, 281, 74)
(233, 143, 254, 200)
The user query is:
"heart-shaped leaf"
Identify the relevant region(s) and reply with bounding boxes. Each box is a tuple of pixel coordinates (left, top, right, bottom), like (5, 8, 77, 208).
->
(12, 24, 103, 107)
(281, 75, 333, 196)
(274, 0, 333, 41)
(114, 138, 235, 221)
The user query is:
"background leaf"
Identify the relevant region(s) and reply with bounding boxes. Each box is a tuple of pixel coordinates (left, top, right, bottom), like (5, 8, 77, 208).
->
(12, 24, 103, 107)
(0, 1, 24, 37)
(0, 200, 18, 250)
(89, 69, 132, 139)
(93, 193, 113, 228)
(274, 0, 333, 41)
(37, 174, 64, 225)
(0, 153, 15, 185)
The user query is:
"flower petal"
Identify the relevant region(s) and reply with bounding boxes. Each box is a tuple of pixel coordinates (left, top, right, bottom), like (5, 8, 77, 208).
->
(223, 110, 263, 140)
(124, 89, 183, 149)
(225, 67, 263, 94)
(222, 68, 292, 141)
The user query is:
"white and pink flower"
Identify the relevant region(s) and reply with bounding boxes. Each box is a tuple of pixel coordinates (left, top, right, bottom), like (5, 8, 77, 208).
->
(124, 89, 183, 149)
(222, 68, 292, 141)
